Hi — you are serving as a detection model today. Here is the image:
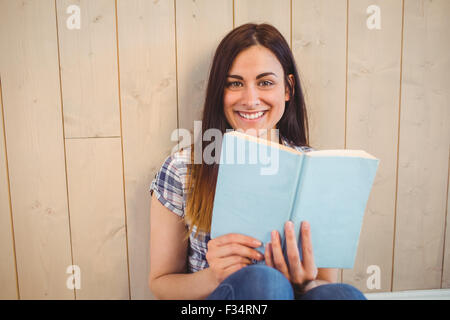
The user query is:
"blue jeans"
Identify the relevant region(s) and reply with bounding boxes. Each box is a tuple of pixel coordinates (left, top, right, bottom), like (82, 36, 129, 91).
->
(206, 264, 367, 300)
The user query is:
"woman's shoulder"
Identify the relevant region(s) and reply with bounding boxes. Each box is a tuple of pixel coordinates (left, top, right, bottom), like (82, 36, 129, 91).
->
(153, 147, 192, 193)
(150, 147, 192, 217)
(158, 146, 191, 174)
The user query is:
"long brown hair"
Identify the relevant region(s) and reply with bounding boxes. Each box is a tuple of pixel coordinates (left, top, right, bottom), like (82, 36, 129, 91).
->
(184, 23, 310, 237)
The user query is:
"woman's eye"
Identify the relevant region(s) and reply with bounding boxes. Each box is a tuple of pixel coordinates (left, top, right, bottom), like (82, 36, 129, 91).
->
(226, 81, 243, 88)
(259, 80, 273, 87)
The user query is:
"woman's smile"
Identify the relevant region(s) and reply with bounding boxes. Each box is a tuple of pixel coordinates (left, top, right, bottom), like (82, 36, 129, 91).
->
(235, 110, 268, 121)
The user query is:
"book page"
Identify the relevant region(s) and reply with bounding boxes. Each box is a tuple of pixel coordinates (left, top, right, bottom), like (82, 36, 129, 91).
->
(227, 130, 304, 155)
(307, 149, 377, 159)
(227, 131, 377, 160)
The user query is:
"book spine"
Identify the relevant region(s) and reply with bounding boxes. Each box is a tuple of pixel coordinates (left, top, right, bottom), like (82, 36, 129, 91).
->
(282, 154, 308, 255)
(290, 155, 310, 220)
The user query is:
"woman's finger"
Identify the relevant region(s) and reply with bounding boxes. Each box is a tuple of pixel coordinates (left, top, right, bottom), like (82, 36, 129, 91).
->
(213, 242, 264, 261)
(284, 221, 303, 280)
(264, 242, 274, 268)
(222, 263, 247, 280)
(213, 233, 262, 248)
(218, 255, 252, 269)
(300, 221, 318, 279)
(270, 230, 290, 279)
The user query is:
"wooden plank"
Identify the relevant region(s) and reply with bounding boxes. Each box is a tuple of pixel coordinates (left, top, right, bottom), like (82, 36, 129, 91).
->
(117, 0, 178, 299)
(56, 0, 120, 138)
(365, 288, 450, 300)
(176, 0, 233, 135)
(343, 0, 403, 293)
(292, 0, 347, 282)
(0, 0, 74, 299)
(393, 0, 450, 291)
(65, 138, 129, 299)
(0, 79, 18, 299)
(443, 154, 450, 289)
(234, 0, 291, 45)
(292, 0, 347, 150)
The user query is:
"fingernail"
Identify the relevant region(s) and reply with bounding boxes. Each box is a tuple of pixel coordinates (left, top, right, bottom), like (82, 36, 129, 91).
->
(253, 240, 262, 246)
(287, 221, 294, 230)
(271, 230, 277, 240)
(303, 221, 309, 230)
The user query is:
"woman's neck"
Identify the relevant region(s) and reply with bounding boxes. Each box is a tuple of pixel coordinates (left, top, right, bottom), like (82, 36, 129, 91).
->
(258, 128, 280, 144)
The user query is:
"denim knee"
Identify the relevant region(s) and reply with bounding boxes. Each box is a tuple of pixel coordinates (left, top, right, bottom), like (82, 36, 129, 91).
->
(207, 264, 294, 300)
(299, 283, 367, 300)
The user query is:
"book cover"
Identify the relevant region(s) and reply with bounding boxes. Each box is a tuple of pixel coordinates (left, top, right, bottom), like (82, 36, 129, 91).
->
(210, 131, 379, 269)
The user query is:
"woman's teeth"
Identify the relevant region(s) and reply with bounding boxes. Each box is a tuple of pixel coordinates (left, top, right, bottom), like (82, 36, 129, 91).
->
(238, 111, 265, 120)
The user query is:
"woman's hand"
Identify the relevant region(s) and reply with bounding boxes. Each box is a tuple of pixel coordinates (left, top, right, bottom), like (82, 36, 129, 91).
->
(206, 233, 264, 285)
(265, 221, 320, 293)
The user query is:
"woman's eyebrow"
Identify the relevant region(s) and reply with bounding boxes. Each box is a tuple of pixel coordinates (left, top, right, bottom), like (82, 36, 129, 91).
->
(256, 72, 277, 79)
(226, 72, 278, 80)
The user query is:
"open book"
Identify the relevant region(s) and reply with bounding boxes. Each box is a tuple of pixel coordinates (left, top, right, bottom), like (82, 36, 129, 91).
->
(210, 131, 379, 269)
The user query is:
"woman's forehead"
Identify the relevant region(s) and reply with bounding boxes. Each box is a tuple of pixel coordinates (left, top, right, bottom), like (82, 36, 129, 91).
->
(229, 45, 283, 75)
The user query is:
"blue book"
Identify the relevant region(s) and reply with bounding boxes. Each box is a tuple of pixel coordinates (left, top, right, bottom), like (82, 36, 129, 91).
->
(210, 131, 380, 269)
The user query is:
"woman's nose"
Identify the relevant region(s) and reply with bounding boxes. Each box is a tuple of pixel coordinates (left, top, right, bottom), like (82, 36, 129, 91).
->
(242, 85, 260, 107)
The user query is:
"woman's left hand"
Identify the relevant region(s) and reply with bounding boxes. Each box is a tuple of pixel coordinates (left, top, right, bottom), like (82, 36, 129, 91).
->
(265, 220, 318, 290)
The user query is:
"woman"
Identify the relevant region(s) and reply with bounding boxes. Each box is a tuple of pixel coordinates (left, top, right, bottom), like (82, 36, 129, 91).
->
(149, 23, 366, 300)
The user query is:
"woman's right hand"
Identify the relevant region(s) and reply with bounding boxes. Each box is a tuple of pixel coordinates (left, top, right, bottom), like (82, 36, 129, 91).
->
(206, 234, 264, 285)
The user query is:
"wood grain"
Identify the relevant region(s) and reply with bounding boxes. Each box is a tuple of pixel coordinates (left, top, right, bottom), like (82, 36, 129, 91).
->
(443, 152, 450, 288)
(117, 0, 178, 299)
(292, 0, 347, 151)
(0, 78, 18, 299)
(0, 0, 74, 299)
(393, 0, 450, 291)
(234, 0, 291, 45)
(56, 0, 120, 138)
(176, 0, 233, 135)
(65, 138, 129, 299)
(343, 0, 403, 293)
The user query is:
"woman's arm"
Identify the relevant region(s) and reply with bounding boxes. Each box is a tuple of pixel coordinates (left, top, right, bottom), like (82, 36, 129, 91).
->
(149, 192, 264, 299)
(149, 193, 218, 299)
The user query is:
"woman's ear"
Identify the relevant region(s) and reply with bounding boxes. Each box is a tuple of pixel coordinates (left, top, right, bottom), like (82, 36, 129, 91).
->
(285, 74, 295, 101)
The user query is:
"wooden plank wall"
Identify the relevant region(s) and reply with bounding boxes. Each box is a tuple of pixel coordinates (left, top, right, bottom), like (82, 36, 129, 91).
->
(0, 0, 75, 299)
(0, 0, 448, 299)
(0, 78, 18, 299)
(344, 0, 403, 292)
(393, 0, 450, 291)
(117, 0, 178, 300)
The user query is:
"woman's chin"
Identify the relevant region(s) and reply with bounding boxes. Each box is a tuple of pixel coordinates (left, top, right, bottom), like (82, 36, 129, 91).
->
(232, 125, 276, 138)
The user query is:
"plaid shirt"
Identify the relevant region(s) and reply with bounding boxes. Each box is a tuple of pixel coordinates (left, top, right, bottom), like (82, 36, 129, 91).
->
(150, 136, 314, 273)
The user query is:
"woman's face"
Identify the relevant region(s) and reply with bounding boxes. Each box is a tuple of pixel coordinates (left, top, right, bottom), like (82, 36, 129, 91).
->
(223, 45, 293, 138)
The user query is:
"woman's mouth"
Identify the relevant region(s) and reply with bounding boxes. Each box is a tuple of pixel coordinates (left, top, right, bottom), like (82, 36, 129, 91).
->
(235, 110, 267, 121)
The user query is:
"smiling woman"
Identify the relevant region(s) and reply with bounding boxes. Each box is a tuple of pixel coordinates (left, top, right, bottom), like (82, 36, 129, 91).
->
(148, 23, 366, 300)
(223, 46, 293, 136)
